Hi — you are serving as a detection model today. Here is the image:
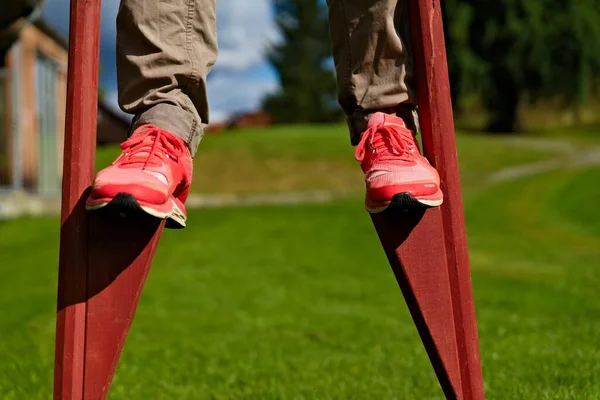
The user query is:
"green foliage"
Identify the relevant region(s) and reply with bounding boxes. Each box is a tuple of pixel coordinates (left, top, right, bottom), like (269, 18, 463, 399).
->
(263, 0, 600, 131)
(262, 0, 342, 123)
(2, 129, 600, 397)
(97, 124, 551, 195)
(444, 0, 600, 132)
(98, 86, 107, 102)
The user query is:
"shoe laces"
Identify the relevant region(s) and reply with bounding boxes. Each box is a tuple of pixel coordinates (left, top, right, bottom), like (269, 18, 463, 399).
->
(355, 123, 417, 164)
(118, 126, 187, 169)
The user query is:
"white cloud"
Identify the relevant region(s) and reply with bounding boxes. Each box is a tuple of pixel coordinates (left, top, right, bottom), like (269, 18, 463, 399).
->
(42, 0, 280, 122)
(43, 0, 278, 71)
(214, 0, 279, 71)
(207, 71, 278, 123)
(41, 0, 120, 37)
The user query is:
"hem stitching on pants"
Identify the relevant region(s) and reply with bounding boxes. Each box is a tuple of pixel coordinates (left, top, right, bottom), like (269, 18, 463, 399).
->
(183, 0, 200, 145)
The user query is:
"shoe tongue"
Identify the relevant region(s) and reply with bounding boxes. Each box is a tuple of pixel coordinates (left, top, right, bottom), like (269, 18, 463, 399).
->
(122, 135, 157, 165)
(367, 112, 407, 129)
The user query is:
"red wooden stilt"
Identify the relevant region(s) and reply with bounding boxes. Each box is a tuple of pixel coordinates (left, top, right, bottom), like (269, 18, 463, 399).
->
(371, 210, 463, 398)
(371, 0, 486, 399)
(53, 1, 164, 399)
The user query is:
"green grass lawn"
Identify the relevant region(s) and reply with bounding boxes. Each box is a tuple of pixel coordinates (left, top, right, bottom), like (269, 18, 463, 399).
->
(96, 124, 552, 195)
(534, 123, 600, 145)
(1, 126, 599, 399)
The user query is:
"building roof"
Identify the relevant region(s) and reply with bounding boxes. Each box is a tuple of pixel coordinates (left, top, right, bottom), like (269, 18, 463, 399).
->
(97, 100, 130, 127)
(33, 18, 68, 50)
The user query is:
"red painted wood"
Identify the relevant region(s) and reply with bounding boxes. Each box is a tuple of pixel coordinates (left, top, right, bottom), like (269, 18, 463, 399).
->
(370, 0, 485, 399)
(53, 1, 164, 399)
(407, 1, 485, 398)
(371, 210, 462, 399)
(83, 213, 164, 399)
(54, 1, 102, 398)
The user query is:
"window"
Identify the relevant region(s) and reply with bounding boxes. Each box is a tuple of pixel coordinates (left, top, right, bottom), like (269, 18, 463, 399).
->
(35, 52, 60, 195)
(0, 66, 11, 189)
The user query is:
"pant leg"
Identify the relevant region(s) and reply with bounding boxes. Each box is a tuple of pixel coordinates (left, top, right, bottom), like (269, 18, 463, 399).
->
(326, 0, 417, 145)
(116, 0, 217, 157)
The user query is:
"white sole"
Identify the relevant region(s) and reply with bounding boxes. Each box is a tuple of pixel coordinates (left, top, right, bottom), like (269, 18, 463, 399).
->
(365, 193, 443, 214)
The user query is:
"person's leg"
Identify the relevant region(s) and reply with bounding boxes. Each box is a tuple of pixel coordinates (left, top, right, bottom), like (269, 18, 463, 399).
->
(326, 0, 416, 142)
(87, 0, 218, 228)
(327, 0, 442, 211)
(117, 0, 217, 155)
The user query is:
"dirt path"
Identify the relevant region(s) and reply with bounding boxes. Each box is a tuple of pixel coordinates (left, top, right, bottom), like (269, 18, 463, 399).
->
(183, 137, 600, 208)
(2, 138, 599, 217)
(486, 139, 600, 184)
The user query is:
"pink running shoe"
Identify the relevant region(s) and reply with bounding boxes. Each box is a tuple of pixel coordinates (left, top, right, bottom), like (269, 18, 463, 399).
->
(355, 112, 443, 213)
(86, 125, 192, 228)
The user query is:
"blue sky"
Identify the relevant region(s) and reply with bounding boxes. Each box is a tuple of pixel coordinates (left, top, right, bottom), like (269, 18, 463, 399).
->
(42, 0, 280, 122)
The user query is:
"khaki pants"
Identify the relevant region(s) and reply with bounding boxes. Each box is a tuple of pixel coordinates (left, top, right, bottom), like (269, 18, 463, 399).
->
(117, 0, 415, 156)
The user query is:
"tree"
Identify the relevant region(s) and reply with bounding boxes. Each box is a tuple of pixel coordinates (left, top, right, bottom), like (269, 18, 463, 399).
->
(444, 0, 600, 132)
(262, 0, 342, 123)
(0, 0, 44, 52)
(98, 86, 107, 103)
(0, 0, 42, 31)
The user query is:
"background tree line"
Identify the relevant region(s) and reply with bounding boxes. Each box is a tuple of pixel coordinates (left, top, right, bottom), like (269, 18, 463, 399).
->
(263, 0, 600, 133)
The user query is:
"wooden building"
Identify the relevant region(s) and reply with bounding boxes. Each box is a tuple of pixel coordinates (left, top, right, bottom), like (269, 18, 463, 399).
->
(1, 20, 67, 194)
(0, 19, 130, 196)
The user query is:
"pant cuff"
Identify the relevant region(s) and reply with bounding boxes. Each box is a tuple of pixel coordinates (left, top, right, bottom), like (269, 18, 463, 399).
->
(130, 103, 203, 157)
(347, 104, 420, 146)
